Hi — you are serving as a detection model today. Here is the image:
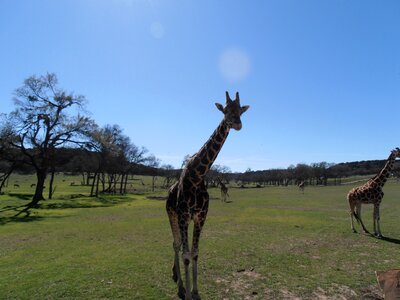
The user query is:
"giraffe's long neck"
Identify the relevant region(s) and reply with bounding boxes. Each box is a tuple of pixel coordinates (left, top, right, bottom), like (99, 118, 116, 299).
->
(372, 153, 396, 187)
(184, 119, 230, 183)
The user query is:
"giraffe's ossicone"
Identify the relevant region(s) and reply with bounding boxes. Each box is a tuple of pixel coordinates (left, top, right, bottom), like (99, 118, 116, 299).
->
(166, 91, 249, 300)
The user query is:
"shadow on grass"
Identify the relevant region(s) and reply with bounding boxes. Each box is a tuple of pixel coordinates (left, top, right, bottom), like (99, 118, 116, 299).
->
(38, 195, 136, 210)
(146, 196, 167, 201)
(0, 204, 27, 213)
(380, 236, 400, 245)
(361, 232, 400, 245)
(0, 209, 46, 225)
(7, 193, 34, 200)
(1, 194, 138, 225)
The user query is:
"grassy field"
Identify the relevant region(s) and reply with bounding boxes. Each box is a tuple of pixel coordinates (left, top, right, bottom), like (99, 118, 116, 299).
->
(1, 174, 399, 299)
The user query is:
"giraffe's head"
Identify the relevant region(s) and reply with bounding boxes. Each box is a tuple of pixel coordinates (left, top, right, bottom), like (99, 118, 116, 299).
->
(215, 91, 249, 131)
(391, 147, 400, 158)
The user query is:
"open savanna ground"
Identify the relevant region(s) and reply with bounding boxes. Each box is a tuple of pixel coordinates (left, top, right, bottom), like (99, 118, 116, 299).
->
(1, 174, 399, 299)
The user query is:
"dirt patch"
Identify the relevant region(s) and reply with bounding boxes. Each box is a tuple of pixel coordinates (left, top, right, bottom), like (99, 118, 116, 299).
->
(216, 273, 382, 300)
(312, 284, 382, 300)
(217, 269, 264, 299)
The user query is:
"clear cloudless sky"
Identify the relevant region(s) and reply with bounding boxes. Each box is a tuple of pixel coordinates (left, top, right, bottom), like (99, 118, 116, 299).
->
(1, 0, 399, 172)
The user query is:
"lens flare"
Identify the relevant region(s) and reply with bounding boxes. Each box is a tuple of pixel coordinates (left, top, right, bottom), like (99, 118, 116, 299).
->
(150, 22, 164, 39)
(218, 48, 251, 83)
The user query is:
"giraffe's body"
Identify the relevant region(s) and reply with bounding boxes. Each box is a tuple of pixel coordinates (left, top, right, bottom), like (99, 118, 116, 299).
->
(347, 148, 400, 237)
(166, 92, 249, 300)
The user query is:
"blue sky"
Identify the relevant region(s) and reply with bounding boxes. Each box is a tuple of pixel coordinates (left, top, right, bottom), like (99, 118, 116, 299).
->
(1, 0, 399, 172)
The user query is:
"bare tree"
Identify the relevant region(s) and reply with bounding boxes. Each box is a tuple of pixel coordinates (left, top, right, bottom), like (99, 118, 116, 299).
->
(0, 114, 25, 193)
(87, 124, 158, 196)
(8, 73, 93, 206)
(161, 164, 178, 188)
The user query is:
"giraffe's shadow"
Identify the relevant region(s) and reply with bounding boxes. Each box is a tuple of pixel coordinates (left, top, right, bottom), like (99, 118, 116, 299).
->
(357, 232, 400, 244)
(379, 236, 400, 245)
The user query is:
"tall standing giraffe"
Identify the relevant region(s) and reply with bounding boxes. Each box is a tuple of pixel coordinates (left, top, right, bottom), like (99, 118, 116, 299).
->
(166, 92, 249, 300)
(347, 147, 400, 237)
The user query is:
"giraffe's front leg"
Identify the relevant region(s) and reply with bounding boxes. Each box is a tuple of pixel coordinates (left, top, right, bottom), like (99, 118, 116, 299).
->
(179, 217, 192, 300)
(373, 205, 383, 238)
(191, 217, 206, 300)
(173, 241, 186, 298)
(167, 210, 185, 298)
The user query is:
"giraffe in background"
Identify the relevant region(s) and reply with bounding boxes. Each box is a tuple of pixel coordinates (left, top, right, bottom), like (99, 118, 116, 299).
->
(298, 181, 305, 193)
(217, 177, 229, 202)
(166, 92, 249, 300)
(347, 147, 400, 237)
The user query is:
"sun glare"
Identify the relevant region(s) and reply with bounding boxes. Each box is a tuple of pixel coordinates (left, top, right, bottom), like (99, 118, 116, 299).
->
(218, 48, 251, 83)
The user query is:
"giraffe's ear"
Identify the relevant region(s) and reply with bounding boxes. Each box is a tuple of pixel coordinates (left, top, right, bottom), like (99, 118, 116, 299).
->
(240, 105, 250, 115)
(215, 103, 224, 113)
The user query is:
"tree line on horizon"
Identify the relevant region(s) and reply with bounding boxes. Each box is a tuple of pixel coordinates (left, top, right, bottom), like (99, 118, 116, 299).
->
(1, 73, 399, 209)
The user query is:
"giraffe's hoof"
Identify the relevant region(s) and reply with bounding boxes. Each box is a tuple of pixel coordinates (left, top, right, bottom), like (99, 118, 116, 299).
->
(184, 293, 192, 300)
(192, 291, 201, 300)
(177, 286, 186, 299)
(352, 229, 357, 233)
(375, 233, 383, 239)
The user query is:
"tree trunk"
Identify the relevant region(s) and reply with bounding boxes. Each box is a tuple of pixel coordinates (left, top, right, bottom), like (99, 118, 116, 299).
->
(0, 166, 14, 193)
(86, 172, 91, 186)
(123, 174, 128, 194)
(81, 172, 85, 186)
(90, 171, 98, 197)
(30, 169, 47, 207)
(101, 173, 105, 192)
(95, 172, 100, 197)
(119, 173, 125, 195)
(48, 169, 55, 199)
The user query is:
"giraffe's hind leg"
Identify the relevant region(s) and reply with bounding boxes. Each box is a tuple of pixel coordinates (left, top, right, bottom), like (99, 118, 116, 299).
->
(348, 196, 357, 233)
(166, 183, 186, 298)
(355, 203, 370, 234)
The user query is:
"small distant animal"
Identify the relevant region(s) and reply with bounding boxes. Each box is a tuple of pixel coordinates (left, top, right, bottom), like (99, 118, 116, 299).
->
(298, 181, 305, 193)
(217, 177, 229, 202)
(70, 182, 75, 186)
(13, 184, 20, 188)
(30, 183, 36, 188)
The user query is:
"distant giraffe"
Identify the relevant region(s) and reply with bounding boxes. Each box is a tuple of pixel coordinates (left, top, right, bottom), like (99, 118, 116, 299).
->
(298, 181, 305, 193)
(347, 148, 400, 237)
(166, 92, 249, 300)
(217, 177, 229, 202)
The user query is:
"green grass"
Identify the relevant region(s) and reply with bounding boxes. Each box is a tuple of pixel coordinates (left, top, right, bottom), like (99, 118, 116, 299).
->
(1, 174, 399, 299)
